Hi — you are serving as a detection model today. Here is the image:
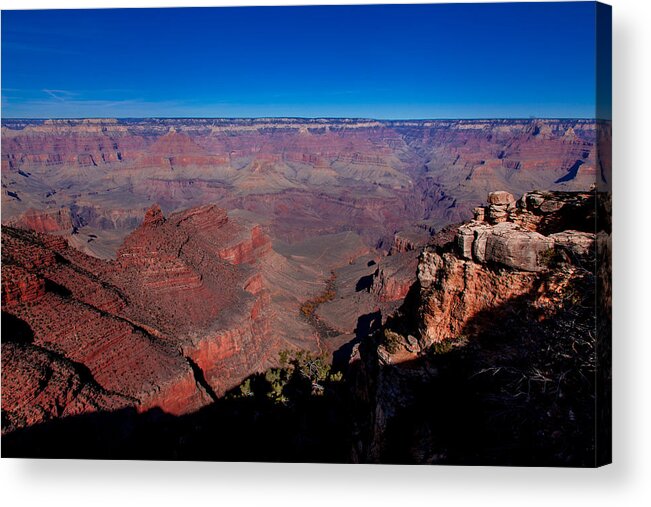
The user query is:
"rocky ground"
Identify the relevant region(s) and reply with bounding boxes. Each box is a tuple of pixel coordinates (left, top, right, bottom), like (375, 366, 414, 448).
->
(350, 190, 611, 466)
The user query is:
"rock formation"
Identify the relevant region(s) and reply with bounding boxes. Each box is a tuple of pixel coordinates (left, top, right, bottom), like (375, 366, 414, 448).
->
(1, 115, 609, 465)
(420, 190, 596, 347)
(351, 189, 607, 466)
(0, 204, 285, 432)
(2, 118, 601, 257)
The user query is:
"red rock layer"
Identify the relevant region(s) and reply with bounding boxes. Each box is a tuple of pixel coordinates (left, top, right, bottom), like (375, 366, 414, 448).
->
(7, 207, 74, 234)
(2, 118, 601, 254)
(110, 204, 280, 394)
(2, 227, 212, 420)
(1, 341, 133, 433)
(1, 204, 281, 432)
(1, 265, 46, 306)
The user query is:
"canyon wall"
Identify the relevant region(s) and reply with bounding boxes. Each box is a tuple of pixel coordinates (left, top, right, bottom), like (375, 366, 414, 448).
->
(2, 118, 599, 257)
(1, 205, 288, 431)
(1, 118, 607, 460)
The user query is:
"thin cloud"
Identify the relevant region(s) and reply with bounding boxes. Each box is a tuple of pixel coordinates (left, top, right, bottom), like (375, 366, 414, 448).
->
(3, 96, 194, 118)
(42, 89, 79, 101)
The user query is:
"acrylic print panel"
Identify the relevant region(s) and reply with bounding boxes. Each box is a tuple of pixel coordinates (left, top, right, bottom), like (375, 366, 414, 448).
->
(0, 1, 611, 466)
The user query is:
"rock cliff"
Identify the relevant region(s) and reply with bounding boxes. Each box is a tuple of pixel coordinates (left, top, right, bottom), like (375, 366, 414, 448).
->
(351, 189, 608, 466)
(1, 204, 282, 432)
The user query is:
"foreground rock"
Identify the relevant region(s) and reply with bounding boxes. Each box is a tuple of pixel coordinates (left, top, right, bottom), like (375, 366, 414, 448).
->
(351, 189, 609, 466)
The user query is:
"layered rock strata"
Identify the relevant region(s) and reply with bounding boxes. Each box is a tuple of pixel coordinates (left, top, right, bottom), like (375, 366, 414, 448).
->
(1, 204, 280, 432)
(2, 118, 601, 256)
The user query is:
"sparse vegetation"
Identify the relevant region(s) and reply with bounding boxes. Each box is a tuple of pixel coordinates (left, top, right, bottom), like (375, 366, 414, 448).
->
(233, 349, 343, 405)
(427, 335, 468, 355)
(299, 271, 337, 317)
(538, 247, 555, 267)
(382, 329, 404, 354)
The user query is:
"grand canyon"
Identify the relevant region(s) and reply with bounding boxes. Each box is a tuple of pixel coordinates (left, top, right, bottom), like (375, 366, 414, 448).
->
(1, 117, 611, 465)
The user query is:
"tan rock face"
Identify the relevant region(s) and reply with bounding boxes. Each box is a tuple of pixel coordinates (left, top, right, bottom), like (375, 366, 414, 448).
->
(456, 222, 553, 272)
(485, 191, 517, 224)
(487, 191, 516, 206)
(455, 190, 597, 272)
(484, 223, 554, 272)
(549, 230, 595, 261)
(513, 190, 595, 233)
(417, 250, 540, 346)
(456, 222, 491, 261)
(415, 189, 598, 347)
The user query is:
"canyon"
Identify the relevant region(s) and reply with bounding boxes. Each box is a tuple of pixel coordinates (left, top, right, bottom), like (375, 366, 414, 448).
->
(2, 118, 598, 255)
(1, 118, 609, 464)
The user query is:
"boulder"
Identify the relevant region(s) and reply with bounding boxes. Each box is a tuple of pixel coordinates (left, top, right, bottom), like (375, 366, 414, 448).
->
(523, 192, 545, 209)
(456, 225, 475, 259)
(487, 204, 509, 223)
(550, 230, 595, 262)
(484, 222, 554, 272)
(487, 191, 515, 206)
(471, 225, 493, 264)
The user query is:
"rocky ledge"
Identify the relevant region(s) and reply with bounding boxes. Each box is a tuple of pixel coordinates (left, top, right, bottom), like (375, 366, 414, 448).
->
(351, 189, 609, 466)
(456, 190, 595, 272)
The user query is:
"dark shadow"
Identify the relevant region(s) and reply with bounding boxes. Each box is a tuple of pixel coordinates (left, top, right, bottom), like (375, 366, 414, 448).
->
(530, 191, 598, 236)
(332, 311, 382, 371)
(186, 357, 218, 402)
(355, 273, 375, 292)
(554, 159, 585, 183)
(44, 278, 73, 298)
(1, 312, 35, 344)
(2, 372, 352, 463)
(351, 263, 604, 467)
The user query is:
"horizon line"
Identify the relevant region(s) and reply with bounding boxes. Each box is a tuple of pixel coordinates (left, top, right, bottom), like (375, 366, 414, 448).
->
(1, 116, 603, 122)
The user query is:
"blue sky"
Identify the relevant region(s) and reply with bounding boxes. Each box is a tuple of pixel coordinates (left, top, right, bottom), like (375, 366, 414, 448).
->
(1, 3, 606, 119)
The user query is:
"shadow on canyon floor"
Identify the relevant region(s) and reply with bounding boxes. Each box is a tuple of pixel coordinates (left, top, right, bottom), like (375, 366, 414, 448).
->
(2, 375, 353, 462)
(331, 310, 382, 372)
(2, 311, 34, 345)
(2, 263, 609, 465)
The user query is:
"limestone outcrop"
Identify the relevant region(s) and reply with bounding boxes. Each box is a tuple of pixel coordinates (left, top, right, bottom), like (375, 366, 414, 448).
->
(352, 189, 605, 466)
(414, 191, 597, 346)
(457, 190, 594, 272)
